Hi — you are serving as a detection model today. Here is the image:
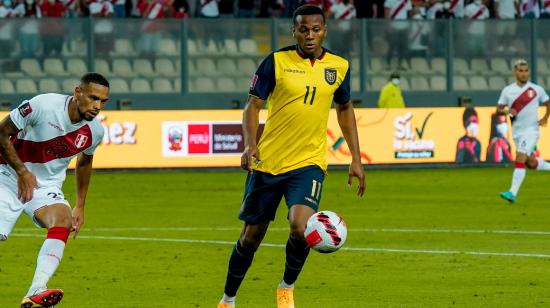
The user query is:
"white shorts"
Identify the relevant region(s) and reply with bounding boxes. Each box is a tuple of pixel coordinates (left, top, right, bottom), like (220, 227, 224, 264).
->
(513, 132, 539, 155)
(0, 178, 70, 240)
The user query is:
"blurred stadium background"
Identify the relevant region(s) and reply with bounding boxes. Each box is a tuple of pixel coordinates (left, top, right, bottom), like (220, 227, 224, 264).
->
(0, 16, 550, 108)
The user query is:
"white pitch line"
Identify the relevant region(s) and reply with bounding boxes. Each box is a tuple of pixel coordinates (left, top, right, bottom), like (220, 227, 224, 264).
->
(13, 227, 550, 236)
(10, 233, 550, 259)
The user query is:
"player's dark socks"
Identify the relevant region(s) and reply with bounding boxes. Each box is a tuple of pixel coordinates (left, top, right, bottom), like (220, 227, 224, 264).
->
(283, 236, 310, 285)
(224, 241, 256, 297)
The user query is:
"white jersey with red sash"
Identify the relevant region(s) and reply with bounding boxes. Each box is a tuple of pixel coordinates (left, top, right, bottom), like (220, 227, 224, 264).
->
(0, 94, 104, 189)
(385, 0, 411, 19)
(498, 81, 550, 137)
(520, 0, 540, 17)
(465, 2, 489, 19)
(331, 2, 357, 19)
(448, 0, 464, 17)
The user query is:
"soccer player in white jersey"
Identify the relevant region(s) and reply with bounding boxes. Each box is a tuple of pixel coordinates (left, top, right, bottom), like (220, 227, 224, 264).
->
(0, 73, 109, 307)
(497, 60, 550, 203)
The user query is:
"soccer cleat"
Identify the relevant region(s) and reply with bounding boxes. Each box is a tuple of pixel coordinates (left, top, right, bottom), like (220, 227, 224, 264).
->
(277, 287, 295, 308)
(217, 304, 234, 308)
(21, 289, 63, 308)
(500, 191, 516, 204)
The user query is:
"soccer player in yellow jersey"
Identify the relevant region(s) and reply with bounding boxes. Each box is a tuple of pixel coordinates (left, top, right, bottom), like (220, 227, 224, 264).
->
(218, 5, 365, 308)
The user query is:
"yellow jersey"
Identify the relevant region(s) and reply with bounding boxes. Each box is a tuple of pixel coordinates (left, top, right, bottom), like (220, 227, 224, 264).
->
(249, 45, 351, 175)
(377, 82, 405, 108)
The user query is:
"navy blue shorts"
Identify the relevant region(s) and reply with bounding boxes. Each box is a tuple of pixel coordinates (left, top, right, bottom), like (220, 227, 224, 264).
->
(238, 165, 325, 223)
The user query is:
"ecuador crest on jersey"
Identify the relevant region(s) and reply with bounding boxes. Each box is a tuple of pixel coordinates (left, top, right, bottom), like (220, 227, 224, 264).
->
(325, 68, 337, 85)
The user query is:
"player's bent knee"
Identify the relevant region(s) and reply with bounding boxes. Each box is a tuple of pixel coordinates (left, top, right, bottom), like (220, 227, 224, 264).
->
(49, 211, 73, 229)
(35, 204, 73, 229)
(527, 160, 538, 169)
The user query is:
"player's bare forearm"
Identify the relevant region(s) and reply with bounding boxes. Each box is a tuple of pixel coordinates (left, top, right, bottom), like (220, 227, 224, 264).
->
(75, 153, 94, 208)
(539, 100, 550, 127)
(336, 102, 366, 196)
(242, 96, 265, 148)
(0, 116, 27, 175)
(496, 104, 508, 116)
(241, 96, 265, 170)
(543, 101, 550, 120)
(335, 102, 361, 161)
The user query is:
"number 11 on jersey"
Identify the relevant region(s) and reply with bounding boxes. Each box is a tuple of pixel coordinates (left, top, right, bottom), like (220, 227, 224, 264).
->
(304, 86, 317, 105)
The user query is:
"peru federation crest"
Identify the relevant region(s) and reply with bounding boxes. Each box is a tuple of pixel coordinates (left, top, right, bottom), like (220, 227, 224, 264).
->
(324, 68, 337, 85)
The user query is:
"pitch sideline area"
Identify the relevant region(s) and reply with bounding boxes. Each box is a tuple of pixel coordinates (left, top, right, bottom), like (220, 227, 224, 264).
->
(2, 168, 550, 307)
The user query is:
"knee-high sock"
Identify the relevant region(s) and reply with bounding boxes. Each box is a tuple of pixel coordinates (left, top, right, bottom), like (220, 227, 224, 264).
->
(536, 157, 550, 171)
(223, 241, 256, 297)
(282, 237, 310, 286)
(510, 163, 527, 196)
(26, 227, 70, 297)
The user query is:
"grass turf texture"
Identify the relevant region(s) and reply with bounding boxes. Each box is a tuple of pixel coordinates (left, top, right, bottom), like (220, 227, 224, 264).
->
(1, 167, 550, 307)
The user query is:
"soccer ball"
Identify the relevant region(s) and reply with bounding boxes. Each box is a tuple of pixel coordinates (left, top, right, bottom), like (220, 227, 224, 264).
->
(304, 211, 347, 253)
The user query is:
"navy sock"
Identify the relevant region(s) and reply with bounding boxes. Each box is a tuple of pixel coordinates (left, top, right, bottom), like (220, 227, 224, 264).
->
(224, 241, 256, 297)
(283, 236, 310, 285)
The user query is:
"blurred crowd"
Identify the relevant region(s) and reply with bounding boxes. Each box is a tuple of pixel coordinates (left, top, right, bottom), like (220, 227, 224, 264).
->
(0, 0, 547, 21)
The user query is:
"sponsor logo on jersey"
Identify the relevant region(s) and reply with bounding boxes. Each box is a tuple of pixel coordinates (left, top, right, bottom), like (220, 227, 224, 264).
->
(283, 68, 306, 74)
(18, 102, 33, 117)
(325, 68, 337, 85)
(74, 134, 89, 149)
(528, 89, 535, 98)
(48, 122, 64, 132)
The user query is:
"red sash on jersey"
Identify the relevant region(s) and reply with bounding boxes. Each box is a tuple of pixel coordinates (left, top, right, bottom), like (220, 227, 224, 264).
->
(338, 6, 355, 19)
(0, 125, 93, 165)
(449, 0, 460, 11)
(471, 6, 486, 19)
(390, 0, 408, 19)
(511, 86, 537, 115)
(201, 0, 215, 7)
(544, 0, 550, 9)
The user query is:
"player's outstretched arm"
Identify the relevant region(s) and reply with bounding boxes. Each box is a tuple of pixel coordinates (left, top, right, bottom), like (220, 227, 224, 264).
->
(72, 153, 94, 239)
(241, 96, 265, 172)
(335, 102, 365, 197)
(539, 100, 550, 127)
(0, 115, 36, 203)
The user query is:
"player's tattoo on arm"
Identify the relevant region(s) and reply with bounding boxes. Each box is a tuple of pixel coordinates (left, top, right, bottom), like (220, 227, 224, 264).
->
(0, 116, 27, 175)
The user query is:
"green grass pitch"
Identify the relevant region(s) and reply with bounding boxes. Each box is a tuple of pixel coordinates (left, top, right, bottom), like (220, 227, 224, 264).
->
(1, 167, 550, 307)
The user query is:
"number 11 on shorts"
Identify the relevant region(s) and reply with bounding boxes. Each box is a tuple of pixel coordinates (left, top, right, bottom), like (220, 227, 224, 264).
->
(311, 179, 322, 200)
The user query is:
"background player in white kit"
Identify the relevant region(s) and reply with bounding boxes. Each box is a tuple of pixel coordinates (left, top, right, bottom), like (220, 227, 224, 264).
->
(497, 60, 550, 203)
(0, 73, 109, 307)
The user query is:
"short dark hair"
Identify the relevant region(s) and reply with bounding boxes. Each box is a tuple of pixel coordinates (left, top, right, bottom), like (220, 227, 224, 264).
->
(81, 72, 109, 88)
(292, 5, 325, 25)
(463, 107, 478, 128)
